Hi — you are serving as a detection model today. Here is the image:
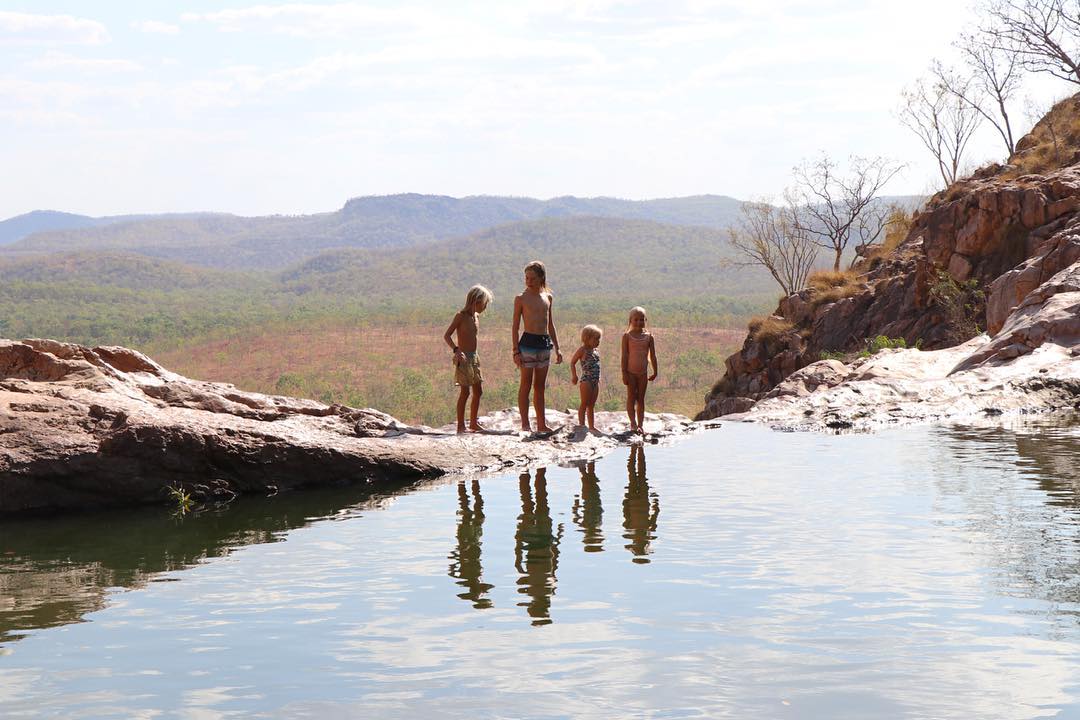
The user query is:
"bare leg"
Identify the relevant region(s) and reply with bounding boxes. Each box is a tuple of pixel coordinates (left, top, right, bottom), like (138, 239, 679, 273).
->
(456, 385, 470, 433)
(533, 365, 550, 431)
(625, 377, 637, 430)
(468, 382, 484, 431)
(585, 382, 598, 430)
(636, 378, 648, 433)
(577, 382, 589, 426)
(518, 367, 534, 430)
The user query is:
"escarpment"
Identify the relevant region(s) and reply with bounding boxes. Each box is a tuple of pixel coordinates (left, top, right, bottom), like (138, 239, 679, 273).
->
(700, 122, 1080, 422)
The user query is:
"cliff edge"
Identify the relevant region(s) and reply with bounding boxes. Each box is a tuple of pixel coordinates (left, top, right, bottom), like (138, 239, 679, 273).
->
(700, 100, 1080, 426)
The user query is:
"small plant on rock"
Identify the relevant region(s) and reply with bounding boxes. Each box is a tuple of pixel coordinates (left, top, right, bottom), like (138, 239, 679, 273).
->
(929, 270, 985, 343)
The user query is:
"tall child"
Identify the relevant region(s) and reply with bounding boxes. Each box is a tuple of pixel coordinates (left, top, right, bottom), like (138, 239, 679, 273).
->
(512, 260, 562, 433)
(444, 285, 493, 433)
(620, 306, 658, 435)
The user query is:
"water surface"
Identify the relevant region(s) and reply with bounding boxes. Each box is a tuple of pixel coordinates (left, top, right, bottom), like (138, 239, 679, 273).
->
(3, 418, 1080, 718)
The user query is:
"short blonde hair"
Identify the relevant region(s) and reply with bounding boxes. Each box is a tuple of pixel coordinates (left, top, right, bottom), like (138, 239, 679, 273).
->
(463, 285, 493, 312)
(581, 324, 602, 344)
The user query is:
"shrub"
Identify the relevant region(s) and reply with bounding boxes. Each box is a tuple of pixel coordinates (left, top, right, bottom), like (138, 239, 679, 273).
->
(929, 270, 984, 344)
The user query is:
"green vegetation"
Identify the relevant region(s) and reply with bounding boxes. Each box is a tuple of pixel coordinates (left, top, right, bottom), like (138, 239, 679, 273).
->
(929, 270, 985, 343)
(166, 484, 193, 516)
(859, 335, 909, 357)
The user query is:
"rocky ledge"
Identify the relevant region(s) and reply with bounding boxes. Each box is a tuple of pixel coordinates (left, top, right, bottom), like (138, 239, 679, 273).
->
(727, 260, 1080, 431)
(0, 339, 697, 514)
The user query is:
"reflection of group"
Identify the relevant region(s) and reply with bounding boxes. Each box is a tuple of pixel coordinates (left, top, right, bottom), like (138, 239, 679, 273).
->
(446, 445, 661, 625)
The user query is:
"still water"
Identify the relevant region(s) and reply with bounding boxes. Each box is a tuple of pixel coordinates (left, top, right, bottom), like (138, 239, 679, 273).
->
(3, 419, 1080, 718)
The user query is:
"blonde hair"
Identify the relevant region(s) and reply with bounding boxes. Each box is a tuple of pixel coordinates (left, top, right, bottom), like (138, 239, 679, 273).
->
(462, 284, 493, 313)
(626, 306, 647, 332)
(523, 260, 551, 293)
(581, 324, 602, 344)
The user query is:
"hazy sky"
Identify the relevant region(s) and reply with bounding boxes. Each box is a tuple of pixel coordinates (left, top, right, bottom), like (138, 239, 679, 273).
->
(0, 1, 1068, 218)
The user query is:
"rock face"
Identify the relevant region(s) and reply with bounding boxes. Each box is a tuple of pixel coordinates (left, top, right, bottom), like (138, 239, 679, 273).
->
(700, 160, 1080, 422)
(0, 339, 696, 514)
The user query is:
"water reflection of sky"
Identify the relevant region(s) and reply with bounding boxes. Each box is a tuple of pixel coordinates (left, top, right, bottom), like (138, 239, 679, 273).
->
(2, 418, 1080, 718)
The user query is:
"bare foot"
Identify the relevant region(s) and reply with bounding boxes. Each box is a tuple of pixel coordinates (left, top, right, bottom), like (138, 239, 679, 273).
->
(536, 425, 550, 434)
(468, 423, 486, 433)
(456, 426, 468, 435)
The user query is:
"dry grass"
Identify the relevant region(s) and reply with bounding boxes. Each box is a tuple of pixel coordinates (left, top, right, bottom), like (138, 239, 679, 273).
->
(153, 317, 746, 425)
(747, 315, 794, 344)
(1007, 94, 1080, 177)
(807, 269, 861, 307)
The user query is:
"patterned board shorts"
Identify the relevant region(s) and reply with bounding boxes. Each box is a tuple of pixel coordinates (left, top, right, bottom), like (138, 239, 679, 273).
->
(518, 346, 551, 369)
(455, 352, 482, 386)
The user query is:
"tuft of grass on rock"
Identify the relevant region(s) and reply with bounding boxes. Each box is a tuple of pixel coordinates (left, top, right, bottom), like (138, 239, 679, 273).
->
(748, 315, 794, 344)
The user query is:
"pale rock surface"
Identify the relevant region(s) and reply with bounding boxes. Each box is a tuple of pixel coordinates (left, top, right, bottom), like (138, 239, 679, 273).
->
(0, 339, 697, 514)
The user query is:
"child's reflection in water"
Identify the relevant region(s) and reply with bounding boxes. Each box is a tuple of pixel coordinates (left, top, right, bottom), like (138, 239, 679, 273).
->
(515, 467, 563, 626)
(572, 460, 604, 552)
(623, 444, 660, 563)
(448, 479, 493, 609)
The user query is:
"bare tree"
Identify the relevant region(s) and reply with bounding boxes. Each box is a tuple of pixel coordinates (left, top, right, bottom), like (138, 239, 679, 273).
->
(728, 195, 818, 296)
(950, 35, 1023, 155)
(900, 71, 983, 188)
(790, 155, 905, 272)
(981, 0, 1080, 85)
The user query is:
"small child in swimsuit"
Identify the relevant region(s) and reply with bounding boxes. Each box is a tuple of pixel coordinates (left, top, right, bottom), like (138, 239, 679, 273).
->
(620, 306, 658, 435)
(512, 260, 563, 433)
(570, 324, 603, 431)
(444, 284, 493, 433)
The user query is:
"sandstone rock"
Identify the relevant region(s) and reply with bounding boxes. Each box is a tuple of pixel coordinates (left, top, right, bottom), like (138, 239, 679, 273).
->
(0, 341, 698, 514)
(701, 160, 1080, 421)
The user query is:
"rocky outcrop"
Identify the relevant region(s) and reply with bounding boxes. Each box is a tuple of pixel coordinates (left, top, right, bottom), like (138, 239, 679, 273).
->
(700, 161, 1080, 421)
(714, 243, 1080, 430)
(0, 339, 697, 514)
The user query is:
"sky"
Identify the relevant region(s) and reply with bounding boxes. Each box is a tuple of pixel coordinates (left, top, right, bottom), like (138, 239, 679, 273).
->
(0, 0, 1070, 218)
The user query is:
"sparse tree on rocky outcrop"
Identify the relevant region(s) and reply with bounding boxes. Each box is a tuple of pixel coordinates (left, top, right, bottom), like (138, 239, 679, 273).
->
(727, 196, 818, 296)
(900, 70, 983, 188)
(790, 155, 904, 272)
(951, 34, 1023, 155)
(981, 0, 1080, 85)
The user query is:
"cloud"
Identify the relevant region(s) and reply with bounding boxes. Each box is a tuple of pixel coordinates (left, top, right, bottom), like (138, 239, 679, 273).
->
(0, 10, 109, 45)
(28, 51, 143, 74)
(181, 3, 429, 38)
(131, 20, 180, 35)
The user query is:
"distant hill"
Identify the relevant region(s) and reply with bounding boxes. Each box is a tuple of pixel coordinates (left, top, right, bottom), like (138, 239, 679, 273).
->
(0, 210, 212, 246)
(279, 215, 773, 304)
(2, 194, 746, 271)
(0, 251, 253, 291)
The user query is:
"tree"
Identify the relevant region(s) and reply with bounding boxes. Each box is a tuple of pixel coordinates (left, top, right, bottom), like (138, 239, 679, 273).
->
(791, 155, 904, 272)
(952, 34, 1023, 155)
(900, 70, 983, 189)
(981, 0, 1080, 85)
(728, 196, 818, 296)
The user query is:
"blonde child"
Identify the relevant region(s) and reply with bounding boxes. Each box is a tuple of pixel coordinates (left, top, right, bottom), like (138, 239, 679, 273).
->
(444, 285, 493, 433)
(620, 306, 658, 435)
(511, 260, 563, 433)
(570, 324, 603, 431)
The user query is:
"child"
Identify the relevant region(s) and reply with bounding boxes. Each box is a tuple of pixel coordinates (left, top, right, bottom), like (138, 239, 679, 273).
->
(512, 260, 563, 433)
(570, 324, 603, 431)
(620, 306, 658, 435)
(444, 284, 493, 433)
